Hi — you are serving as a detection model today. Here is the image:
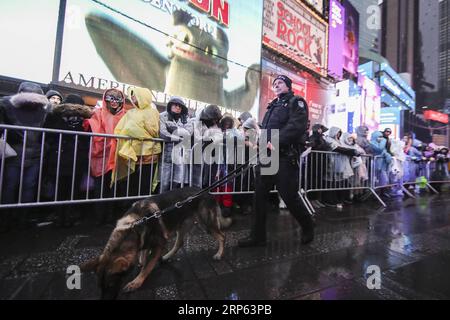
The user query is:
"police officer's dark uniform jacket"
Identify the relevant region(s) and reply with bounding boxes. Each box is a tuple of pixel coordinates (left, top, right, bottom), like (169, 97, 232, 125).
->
(239, 88, 314, 247)
(262, 91, 308, 157)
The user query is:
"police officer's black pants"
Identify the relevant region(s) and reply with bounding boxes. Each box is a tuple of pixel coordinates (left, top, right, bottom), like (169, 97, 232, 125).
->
(251, 158, 312, 241)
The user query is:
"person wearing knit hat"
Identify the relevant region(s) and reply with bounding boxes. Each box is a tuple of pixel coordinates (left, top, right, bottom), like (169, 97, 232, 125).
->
(17, 81, 44, 95)
(242, 117, 258, 131)
(272, 75, 293, 92)
(64, 94, 85, 106)
(46, 90, 63, 107)
(237, 112, 253, 129)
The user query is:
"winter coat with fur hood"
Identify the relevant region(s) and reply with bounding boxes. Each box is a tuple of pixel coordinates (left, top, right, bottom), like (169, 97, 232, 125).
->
(43, 103, 93, 177)
(0, 92, 49, 166)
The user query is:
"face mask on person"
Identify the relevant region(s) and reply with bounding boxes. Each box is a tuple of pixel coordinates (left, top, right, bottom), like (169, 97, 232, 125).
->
(62, 116, 84, 129)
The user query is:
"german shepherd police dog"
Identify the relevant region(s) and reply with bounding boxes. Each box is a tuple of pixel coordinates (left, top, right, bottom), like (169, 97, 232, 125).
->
(81, 187, 232, 299)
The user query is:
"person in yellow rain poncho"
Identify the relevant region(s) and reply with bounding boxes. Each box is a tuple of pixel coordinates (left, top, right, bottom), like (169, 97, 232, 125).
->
(112, 87, 162, 196)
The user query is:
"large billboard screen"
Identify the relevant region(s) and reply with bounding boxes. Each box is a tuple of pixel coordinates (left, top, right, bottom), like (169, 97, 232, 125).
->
(327, 0, 345, 79)
(342, 0, 359, 76)
(58, 0, 263, 112)
(0, 1, 59, 84)
(359, 75, 380, 132)
(262, 0, 328, 77)
(325, 80, 361, 133)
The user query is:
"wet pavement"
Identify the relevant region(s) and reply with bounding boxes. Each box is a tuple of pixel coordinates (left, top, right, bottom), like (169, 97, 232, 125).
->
(1, 191, 450, 300)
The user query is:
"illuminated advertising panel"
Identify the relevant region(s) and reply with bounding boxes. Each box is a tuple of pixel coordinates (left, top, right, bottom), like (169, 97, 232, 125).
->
(358, 61, 375, 80)
(0, 1, 59, 83)
(379, 74, 415, 110)
(327, 0, 345, 79)
(325, 80, 349, 130)
(342, 0, 359, 76)
(424, 110, 449, 124)
(262, 0, 328, 77)
(59, 0, 263, 112)
(358, 75, 380, 132)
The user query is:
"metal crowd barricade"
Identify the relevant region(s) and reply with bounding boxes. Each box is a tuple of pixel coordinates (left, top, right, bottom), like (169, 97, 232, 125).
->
(371, 155, 417, 198)
(0, 124, 165, 209)
(6, 123, 445, 214)
(185, 138, 264, 195)
(426, 159, 450, 190)
(299, 150, 386, 215)
(401, 157, 449, 194)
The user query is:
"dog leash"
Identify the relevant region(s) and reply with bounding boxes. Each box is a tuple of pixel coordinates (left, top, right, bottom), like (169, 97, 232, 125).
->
(131, 153, 260, 228)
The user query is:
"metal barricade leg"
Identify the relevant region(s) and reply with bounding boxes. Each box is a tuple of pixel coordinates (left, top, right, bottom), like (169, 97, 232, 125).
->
(368, 188, 387, 208)
(300, 190, 315, 215)
(401, 185, 416, 198)
(426, 183, 439, 194)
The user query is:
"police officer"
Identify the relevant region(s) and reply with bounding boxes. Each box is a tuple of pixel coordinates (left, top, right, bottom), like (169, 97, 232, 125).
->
(238, 75, 314, 247)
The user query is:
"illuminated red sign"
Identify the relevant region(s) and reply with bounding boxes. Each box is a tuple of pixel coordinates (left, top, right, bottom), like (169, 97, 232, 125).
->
(262, 0, 328, 77)
(189, 0, 229, 27)
(424, 110, 449, 124)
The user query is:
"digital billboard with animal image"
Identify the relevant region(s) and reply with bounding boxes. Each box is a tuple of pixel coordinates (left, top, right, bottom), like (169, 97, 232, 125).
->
(262, 0, 328, 77)
(58, 0, 263, 112)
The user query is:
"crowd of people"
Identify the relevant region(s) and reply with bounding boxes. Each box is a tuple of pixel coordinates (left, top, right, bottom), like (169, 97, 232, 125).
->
(0, 82, 260, 229)
(307, 125, 449, 209)
(0, 81, 449, 232)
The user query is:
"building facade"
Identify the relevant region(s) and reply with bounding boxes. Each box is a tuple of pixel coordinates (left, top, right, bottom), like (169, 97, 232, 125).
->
(381, 0, 419, 89)
(439, 0, 450, 99)
(348, 0, 381, 56)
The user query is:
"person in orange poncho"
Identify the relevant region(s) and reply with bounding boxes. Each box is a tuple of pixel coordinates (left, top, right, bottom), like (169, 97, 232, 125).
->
(87, 88, 127, 224)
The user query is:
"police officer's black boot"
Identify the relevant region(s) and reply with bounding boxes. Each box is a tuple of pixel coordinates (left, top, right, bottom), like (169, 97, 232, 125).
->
(300, 215, 315, 245)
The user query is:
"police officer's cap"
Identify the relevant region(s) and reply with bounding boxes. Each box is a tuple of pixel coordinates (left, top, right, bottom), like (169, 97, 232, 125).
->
(272, 75, 293, 91)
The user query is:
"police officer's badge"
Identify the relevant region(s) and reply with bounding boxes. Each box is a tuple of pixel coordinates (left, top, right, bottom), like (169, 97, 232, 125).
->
(298, 100, 305, 109)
